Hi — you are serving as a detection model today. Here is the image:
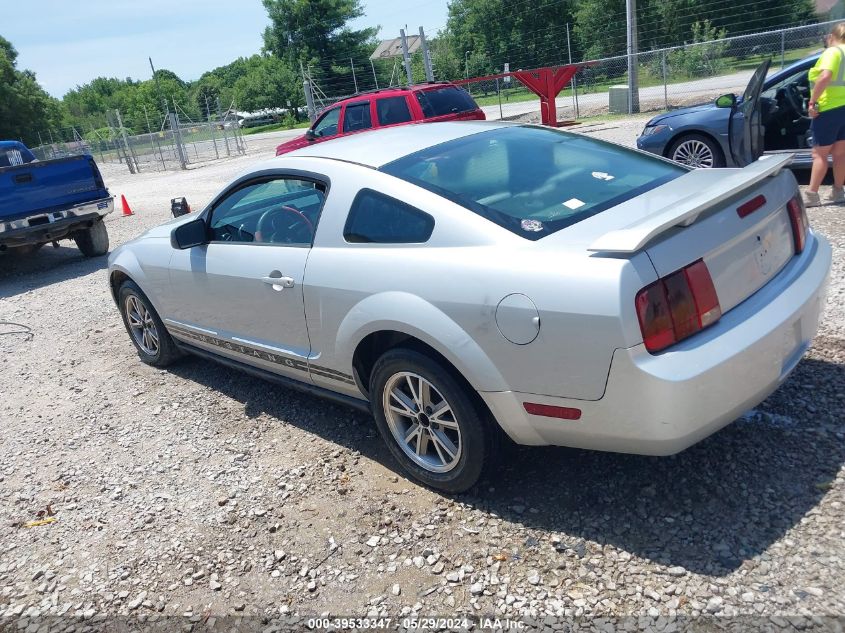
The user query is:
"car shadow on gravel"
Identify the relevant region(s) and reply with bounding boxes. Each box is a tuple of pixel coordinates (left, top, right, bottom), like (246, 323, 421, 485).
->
(168, 354, 844, 577)
(0, 245, 107, 298)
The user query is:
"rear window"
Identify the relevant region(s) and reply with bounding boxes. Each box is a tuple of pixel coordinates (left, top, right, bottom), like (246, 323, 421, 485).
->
(0, 143, 35, 167)
(415, 86, 477, 118)
(380, 126, 686, 240)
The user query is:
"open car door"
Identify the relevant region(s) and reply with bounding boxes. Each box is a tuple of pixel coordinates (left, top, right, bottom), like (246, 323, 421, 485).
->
(730, 58, 772, 166)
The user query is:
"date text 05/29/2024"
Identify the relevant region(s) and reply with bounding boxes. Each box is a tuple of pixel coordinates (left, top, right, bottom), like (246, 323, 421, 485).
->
(306, 617, 526, 630)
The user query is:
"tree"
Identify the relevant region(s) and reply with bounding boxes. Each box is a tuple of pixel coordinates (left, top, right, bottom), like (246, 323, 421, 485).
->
(231, 55, 301, 112)
(0, 34, 61, 144)
(443, 0, 577, 75)
(262, 0, 377, 93)
(573, 0, 817, 62)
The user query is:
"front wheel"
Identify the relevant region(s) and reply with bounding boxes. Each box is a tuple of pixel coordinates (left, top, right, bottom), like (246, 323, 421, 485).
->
(118, 280, 181, 367)
(75, 219, 109, 257)
(370, 348, 497, 493)
(668, 134, 725, 168)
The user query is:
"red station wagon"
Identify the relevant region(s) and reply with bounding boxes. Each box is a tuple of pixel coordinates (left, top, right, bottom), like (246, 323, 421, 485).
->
(275, 83, 486, 155)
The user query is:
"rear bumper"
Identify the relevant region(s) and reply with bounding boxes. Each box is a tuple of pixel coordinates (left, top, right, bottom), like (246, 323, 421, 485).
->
(0, 197, 113, 248)
(482, 231, 832, 454)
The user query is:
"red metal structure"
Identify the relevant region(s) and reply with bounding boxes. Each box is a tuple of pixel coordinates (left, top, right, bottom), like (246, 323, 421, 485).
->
(454, 64, 584, 127)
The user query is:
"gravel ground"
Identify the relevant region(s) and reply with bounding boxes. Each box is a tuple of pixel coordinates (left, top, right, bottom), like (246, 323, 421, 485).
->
(1, 122, 843, 632)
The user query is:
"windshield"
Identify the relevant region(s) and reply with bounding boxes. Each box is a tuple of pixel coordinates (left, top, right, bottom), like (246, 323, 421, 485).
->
(381, 126, 685, 239)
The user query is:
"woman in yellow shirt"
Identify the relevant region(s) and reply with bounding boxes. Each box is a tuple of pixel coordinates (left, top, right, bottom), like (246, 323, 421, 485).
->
(806, 23, 845, 207)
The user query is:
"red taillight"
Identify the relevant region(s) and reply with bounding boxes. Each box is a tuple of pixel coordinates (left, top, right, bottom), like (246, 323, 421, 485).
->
(635, 277, 675, 351)
(684, 260, 722, 328)
(786, 195, 809, 254)
(737, 194, 766, 218)
(523, 402, 582, 420)
(635, 259, 721, 353)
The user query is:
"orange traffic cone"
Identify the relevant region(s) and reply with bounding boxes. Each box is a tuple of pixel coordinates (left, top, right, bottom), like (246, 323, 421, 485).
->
(120, 195, 134, 217)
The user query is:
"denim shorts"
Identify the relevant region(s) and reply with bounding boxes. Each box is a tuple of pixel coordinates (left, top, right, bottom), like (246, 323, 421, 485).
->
(811, 105, 845, 146)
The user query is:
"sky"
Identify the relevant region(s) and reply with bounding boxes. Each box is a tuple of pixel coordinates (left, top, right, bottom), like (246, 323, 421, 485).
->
(4, 0, 450, 98)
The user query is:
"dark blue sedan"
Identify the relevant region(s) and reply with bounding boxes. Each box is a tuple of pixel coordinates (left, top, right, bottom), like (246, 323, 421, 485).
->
(637, 54, 819, 169)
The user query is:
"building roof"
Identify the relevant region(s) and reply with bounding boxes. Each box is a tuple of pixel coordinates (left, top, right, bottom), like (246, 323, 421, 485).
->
(369, 36, 422, 61)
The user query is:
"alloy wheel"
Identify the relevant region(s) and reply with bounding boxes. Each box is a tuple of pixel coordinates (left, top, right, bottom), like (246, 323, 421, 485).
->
(672, 139, 714, 168)
(382, 371, 462, 473)
(125, 295, 159, 356)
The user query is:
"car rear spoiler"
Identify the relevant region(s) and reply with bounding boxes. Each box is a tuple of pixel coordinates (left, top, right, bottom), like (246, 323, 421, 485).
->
(588, 153, 794, 253)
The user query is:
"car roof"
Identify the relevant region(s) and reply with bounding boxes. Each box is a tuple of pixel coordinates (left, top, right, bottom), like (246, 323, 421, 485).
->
(329, 82, 463, 104)
(313, 82, 475, 118)
(281, 120, 515, 168)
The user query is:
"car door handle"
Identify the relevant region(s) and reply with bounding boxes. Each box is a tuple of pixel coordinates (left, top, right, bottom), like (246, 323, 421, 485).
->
(261, 275, 295, 289)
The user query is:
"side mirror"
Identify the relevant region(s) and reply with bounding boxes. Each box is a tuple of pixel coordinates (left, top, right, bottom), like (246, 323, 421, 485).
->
(171, 218, 207, 250)
(305, 128, 317, 141)
(715, 93, 737, 108)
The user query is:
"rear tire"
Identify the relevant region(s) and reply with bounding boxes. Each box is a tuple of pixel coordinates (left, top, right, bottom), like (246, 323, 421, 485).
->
(668, 134, 725, 168)
(370, 348, 498, 493)
(118, 280, 181, 367)
(75, 220, 109, 257)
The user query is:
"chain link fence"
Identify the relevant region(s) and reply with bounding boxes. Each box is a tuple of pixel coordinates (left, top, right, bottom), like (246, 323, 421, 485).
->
(28, 110, 247, 174)
(425, 20, 836, 124)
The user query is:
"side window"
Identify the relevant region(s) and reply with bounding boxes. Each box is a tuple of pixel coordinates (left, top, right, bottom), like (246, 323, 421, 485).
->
(376, 96, 413, 125)
(209, 177, 326, 246)
(313, 107, 341, 137)
(342, 101, 373, 132)
(762, 66, 809, 100)
(344, 189, 434, 244)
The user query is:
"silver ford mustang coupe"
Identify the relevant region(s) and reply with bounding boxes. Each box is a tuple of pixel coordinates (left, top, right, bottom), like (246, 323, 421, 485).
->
(108, 121, 831, 492)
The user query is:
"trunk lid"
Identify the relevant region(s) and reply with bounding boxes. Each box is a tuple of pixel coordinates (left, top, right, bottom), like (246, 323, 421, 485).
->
(588, 154, 798, 315)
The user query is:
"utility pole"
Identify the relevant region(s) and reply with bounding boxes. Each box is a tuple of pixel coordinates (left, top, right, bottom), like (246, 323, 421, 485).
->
(626, 0, 640, 113)
(419, 27, 434, 82)
(399, 29, 413, 86)
(142, 103, 152, 134)
(370, 59, 379, 89)
(350, 58, 359, 93)
(303, 79, 316, 122)
(115, 109, 138, 174)
(149, 57, 168, 115)
(566, 23, 579, 118)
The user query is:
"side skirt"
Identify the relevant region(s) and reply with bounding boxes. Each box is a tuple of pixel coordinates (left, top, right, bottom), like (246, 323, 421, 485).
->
(175, 341, 371, 414)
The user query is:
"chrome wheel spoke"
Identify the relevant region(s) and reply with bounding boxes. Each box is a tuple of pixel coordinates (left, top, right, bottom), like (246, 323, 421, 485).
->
(429, 401, 455, 426)
(430, 428, 458, 462)
(405, 375, 423, 409)
(404, 423, 421, 450)
(419, 380, 431, 410)
(417, 429, 430, 456)
(390, 389, 417, 418)
(430, 433, 449, 465)
(127, 311, 143, 329)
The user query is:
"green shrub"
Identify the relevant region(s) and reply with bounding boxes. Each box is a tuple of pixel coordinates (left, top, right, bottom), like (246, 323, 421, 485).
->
(668, 20, 729, 79)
